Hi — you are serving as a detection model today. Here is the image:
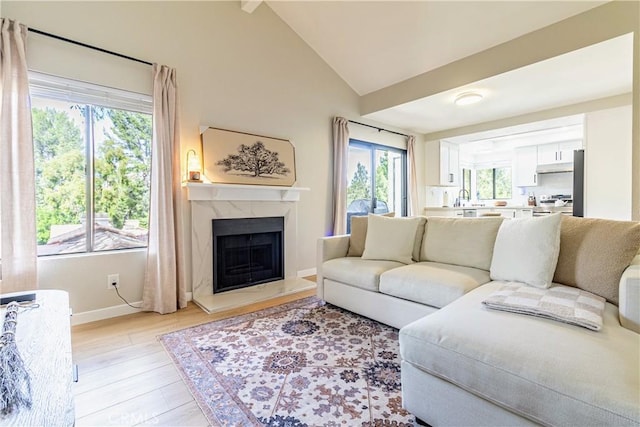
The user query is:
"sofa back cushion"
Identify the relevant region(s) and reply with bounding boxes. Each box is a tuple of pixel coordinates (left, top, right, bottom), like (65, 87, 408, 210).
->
(362, 215, 426, 264)
(421, 217, 504, 270)
(553, 215, 640, 305)
(490, 213, 562, 289)
(347, 212, 394, 257)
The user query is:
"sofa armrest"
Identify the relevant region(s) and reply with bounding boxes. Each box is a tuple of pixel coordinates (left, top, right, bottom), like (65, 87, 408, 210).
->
(619, 254, 640, 333)
(316, 235, 350, 300)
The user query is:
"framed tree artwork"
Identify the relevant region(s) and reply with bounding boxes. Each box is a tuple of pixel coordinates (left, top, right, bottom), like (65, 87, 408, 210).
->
(201, 127, 296, 186)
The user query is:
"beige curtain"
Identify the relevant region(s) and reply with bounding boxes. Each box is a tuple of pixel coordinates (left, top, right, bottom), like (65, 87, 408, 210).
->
(0, 19, 38, 293)
(407, 135, 419, 216)
(142, 64, 186, 314)
(332, 117, 349, 235)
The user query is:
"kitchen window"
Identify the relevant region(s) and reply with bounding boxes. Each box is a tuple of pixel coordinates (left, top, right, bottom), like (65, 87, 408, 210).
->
(461, 168, 472, 199)
(476, 167, 512, 200)
(30, 72, 153, 256)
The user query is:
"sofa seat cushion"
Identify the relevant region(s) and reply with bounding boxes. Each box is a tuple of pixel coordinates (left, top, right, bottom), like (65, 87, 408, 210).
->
(400, 281, 640, 426)
(322, 257, 404, 292)
(379, 262, 490, 308)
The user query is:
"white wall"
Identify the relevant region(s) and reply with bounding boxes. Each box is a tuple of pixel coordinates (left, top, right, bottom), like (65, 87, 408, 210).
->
(2, 1, 362, 316)
(38, 250, 146, 315)
(584, 105, 633, 220)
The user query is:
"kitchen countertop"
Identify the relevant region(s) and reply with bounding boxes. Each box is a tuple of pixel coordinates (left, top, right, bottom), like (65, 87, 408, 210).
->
(424, 205, 531, 210)
(424, 205, 572, 213)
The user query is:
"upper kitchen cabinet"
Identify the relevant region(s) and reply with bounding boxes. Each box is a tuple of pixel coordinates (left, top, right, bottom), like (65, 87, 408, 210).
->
(514, 145, 538, 186)
(439, 141, 460, 186)
(537, 140, 582, 164)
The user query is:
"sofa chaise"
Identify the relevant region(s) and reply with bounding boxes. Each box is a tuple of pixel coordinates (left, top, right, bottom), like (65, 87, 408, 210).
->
(316, 214, 640, 426)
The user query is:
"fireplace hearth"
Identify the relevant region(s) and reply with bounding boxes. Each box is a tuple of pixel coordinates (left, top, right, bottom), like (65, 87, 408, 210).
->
(212, 217, 284, 293)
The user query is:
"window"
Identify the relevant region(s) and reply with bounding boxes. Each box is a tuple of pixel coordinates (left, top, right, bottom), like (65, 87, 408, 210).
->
(461, 168, 472, 199)
(346, 139, 406, 232)
(476, 167, 512, 200)
(30, 72, 152, 256)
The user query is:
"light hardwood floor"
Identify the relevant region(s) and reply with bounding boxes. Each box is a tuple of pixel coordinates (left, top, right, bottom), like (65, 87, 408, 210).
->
(71, 280, 316, 426)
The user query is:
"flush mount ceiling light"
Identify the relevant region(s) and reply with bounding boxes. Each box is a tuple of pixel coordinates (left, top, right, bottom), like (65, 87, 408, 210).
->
(454, 91, 483, 106)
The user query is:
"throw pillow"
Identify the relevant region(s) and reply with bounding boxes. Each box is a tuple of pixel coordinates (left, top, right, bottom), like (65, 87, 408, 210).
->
(553, 216, 640, 305)
(421, 217, 504, 270)
(347, 212, 395, 257)
(362, 214, 424, 264)
(490, 213, 562, 288)
(482, 282, 606, 331)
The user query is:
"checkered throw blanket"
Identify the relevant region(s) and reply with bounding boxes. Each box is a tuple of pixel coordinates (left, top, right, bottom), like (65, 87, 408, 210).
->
(482, 282, 606, 331)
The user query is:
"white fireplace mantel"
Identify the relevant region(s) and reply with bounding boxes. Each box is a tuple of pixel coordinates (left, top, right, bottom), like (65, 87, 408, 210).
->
(185, 182, 310, 202)
(187, 181, 311, 313)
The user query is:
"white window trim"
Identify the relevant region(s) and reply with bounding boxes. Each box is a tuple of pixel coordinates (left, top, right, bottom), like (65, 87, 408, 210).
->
(29, 71, 152, 114)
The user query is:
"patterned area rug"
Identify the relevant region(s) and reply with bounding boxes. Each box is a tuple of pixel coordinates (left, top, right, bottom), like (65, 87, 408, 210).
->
(160, 296, 415, 426)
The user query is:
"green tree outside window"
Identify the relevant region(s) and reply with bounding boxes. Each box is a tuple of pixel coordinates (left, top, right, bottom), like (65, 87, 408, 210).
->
(375, 151, 389, 205)
(32, 102, 151, 252)
(346, 162, 371, 207)
(475, 167, 512, 200)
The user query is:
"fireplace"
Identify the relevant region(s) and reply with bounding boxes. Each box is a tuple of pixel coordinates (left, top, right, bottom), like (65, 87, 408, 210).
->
(212, 217, 284, 293)
(187, 183, 310, 313)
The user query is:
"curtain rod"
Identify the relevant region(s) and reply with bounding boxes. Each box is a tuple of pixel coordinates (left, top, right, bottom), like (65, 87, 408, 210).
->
(28, 27, 153, 66)
(348, 120, 409, 138)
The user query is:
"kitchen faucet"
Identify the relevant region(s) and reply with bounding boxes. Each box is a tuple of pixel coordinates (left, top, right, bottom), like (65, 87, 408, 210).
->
(454, 189, 470, 207)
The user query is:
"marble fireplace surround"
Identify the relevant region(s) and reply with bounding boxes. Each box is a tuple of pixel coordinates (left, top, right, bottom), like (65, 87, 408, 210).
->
(186, 183, 312, 313)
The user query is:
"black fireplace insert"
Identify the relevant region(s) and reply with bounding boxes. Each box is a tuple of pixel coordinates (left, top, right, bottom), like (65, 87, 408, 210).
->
(212, 217, 284, 293)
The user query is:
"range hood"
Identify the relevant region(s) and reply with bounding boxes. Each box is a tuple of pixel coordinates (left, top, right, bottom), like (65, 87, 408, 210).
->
(536, 162, 573, 174)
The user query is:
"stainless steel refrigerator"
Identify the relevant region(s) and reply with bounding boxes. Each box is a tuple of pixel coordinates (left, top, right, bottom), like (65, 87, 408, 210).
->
(573, 149, 585, 217)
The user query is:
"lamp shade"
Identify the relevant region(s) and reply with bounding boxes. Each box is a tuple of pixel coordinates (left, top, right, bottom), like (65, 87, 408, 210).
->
(186, 149, 202, 182)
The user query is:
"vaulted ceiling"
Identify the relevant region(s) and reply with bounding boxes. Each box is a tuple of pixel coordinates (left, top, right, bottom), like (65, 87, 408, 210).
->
(265, 1, 632, 135)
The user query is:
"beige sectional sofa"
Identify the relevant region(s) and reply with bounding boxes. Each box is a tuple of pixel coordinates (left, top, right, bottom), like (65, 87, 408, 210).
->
(316, 214, 640, 426)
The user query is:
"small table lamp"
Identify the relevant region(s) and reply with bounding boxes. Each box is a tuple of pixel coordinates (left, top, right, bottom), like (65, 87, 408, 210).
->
(186, 149, 202, 182)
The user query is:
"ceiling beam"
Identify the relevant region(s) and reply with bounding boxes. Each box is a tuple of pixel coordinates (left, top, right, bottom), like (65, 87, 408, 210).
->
(240, 0, 262, 14)
(360, 1, 638, 116)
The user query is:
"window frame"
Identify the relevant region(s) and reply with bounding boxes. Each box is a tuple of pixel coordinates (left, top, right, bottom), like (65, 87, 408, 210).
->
(475, 166, 512, 200)
(347, 138, 408, 217)
(29, 72, 153, 256)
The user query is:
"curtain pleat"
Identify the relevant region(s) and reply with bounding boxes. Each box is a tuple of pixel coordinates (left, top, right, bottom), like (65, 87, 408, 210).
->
(0, 19, 38, 292)
(407, 135, 419, 216)
(142, 64, 186, 314)
(332, 117, 349, 235)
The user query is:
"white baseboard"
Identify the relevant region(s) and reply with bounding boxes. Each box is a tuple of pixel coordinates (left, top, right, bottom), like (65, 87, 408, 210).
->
(72, 291, 194, 325)
(298, 267, 317, 277)
(71, 302, 143, 325)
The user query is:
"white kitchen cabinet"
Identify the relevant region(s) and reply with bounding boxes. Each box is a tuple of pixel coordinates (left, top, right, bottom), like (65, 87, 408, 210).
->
(537, 143, 558, 164)
(515, 208, 534, 218)
(514, 146, 538, 186)
(501, 209, 516, 218)
(424, 207, 533, 218)
(537, 140, 582, 164)
(439, 141, 460, 186)
(484, 209, 515, 218)
(558, 141, 582, 163)
(424, 208, 461, 217)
